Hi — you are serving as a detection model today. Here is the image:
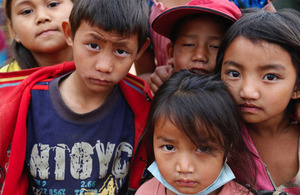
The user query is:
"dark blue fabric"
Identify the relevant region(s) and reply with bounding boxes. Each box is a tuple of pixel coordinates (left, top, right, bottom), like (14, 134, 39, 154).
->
(229, 0, 268, 8)
(26, 80, 135, 195)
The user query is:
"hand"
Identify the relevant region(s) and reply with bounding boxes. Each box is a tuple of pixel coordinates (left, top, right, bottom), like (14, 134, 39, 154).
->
(149, 64, 174, 94)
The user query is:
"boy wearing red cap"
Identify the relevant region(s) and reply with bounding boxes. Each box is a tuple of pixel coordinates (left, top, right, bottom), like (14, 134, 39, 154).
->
(148, 0, 241, 93)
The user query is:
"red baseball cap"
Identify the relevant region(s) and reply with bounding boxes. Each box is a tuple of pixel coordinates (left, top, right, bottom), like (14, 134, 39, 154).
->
(152, 0, 241, 38)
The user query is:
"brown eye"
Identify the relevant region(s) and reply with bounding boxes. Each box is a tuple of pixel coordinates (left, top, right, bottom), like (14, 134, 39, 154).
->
(163, 145, 175, 151)
(197, 146, 210, 153)
(228, 70, 240, 78)
(263, 74, 278, 81)
(88, 43, 100, 50)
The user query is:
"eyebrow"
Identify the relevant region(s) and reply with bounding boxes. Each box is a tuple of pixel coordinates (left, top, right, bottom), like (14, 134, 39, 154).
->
(14, 0, 32, 8)
(155, 136, 178, 144)
(89, 33, 132, 48)
(223, 60, 243, 69)
(259, 64, 286, 71)
(223, 60, 286, 71)
(89, 33, 105, 42)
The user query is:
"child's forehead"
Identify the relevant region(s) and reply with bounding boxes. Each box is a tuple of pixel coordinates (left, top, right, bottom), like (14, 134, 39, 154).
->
(154, 114, 216, 137)
(77, 21, 139, 41)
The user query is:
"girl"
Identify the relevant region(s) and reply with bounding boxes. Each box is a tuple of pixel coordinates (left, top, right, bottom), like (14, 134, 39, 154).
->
(136, 70, 256, 195)
(0, 0, 73, 71)
(215, 9, 300, 194)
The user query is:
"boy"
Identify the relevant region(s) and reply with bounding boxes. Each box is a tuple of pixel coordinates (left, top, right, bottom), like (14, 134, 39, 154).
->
(0, 0, 150, 194)
(147, 0, 241, 93)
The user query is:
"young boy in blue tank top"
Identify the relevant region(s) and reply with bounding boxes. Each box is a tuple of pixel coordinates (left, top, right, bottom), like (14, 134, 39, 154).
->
(0, 0, 150, 194)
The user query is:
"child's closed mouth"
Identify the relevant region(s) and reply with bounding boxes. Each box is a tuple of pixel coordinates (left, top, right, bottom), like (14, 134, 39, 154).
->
(36, 29, 58, 37)
(175, 179, 198, 187)
(239, 103, 261, 112)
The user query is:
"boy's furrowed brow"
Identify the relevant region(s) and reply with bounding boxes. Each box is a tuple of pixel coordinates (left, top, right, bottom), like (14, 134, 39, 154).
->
(89, 34, 105, 42)
(156, 136, 177, 144)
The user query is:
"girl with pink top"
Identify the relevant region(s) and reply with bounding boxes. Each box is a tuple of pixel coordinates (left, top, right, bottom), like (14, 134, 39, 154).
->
(136, 70, 256, 195)
(216, 8, 300, 194)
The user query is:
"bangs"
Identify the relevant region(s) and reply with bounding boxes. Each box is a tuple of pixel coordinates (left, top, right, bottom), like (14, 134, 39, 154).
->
(153, 92, 225, 151)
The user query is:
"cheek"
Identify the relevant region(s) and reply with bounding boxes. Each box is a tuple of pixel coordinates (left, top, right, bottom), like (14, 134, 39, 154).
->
(155, 155, 174, 182)
(153, 145, 173, 175)
(209, 52, 217, 66)
(222, 80, 238, 96)
(173, 54, 189, 71)
(200, 155, 224, 183)
(267, 87, 293, 105)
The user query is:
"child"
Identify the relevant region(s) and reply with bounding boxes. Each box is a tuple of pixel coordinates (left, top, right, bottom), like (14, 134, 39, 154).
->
(0, 0, 150, 194)
(215, 8, 300, 194)
(0, 0, 74, 71)
(136, 70, 256, 195)
(135, 0, 275, 91)
(146, 0, 241, 93)
(134, 0, 190, 83)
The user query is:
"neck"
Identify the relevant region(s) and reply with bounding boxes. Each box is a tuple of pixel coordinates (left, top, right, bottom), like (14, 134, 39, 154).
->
(59, 72, 114, 114)
(245, 114, 291, 137)
(32, 45, 73, 67)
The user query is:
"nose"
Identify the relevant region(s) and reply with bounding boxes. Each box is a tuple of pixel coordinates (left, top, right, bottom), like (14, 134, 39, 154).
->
(36, 9, 51, 24)
(95, 52, 113, 73)
(240, 77, 259, 100)
(191, 45, 208, 63)
(175, 153, 194, 174)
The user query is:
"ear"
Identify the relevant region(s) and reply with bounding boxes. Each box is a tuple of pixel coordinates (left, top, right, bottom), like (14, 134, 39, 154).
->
(136, 38, 150, 60)
(292, 82, 300, 99)
(62, 19, 73, 47)
(167, 42, 174, 59)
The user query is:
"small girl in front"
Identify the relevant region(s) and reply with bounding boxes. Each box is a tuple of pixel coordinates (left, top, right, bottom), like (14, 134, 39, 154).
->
(136, 70, 256, 195)
(215, 8, 300, 194)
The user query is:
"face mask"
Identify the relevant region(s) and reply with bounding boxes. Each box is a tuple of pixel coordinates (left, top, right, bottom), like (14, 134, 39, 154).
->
(148, 161, 235, 195)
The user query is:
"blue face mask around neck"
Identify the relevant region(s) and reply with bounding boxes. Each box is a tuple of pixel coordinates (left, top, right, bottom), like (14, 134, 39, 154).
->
(147, 161, 235, 195)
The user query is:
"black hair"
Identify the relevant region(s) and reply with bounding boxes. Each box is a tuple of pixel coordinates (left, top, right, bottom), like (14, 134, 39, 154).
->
(215, 8, 300, 114)
(69, 0, 149, 51)
(143, 70, 256, 189)
(3, 0, 75, 69)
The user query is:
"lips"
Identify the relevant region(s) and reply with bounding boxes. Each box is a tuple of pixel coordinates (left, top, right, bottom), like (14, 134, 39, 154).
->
(239, 103, 261, 112)
(175, 179, 197, 187)
(36, 29, 57, 37)
(90, 78, 111, 86)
